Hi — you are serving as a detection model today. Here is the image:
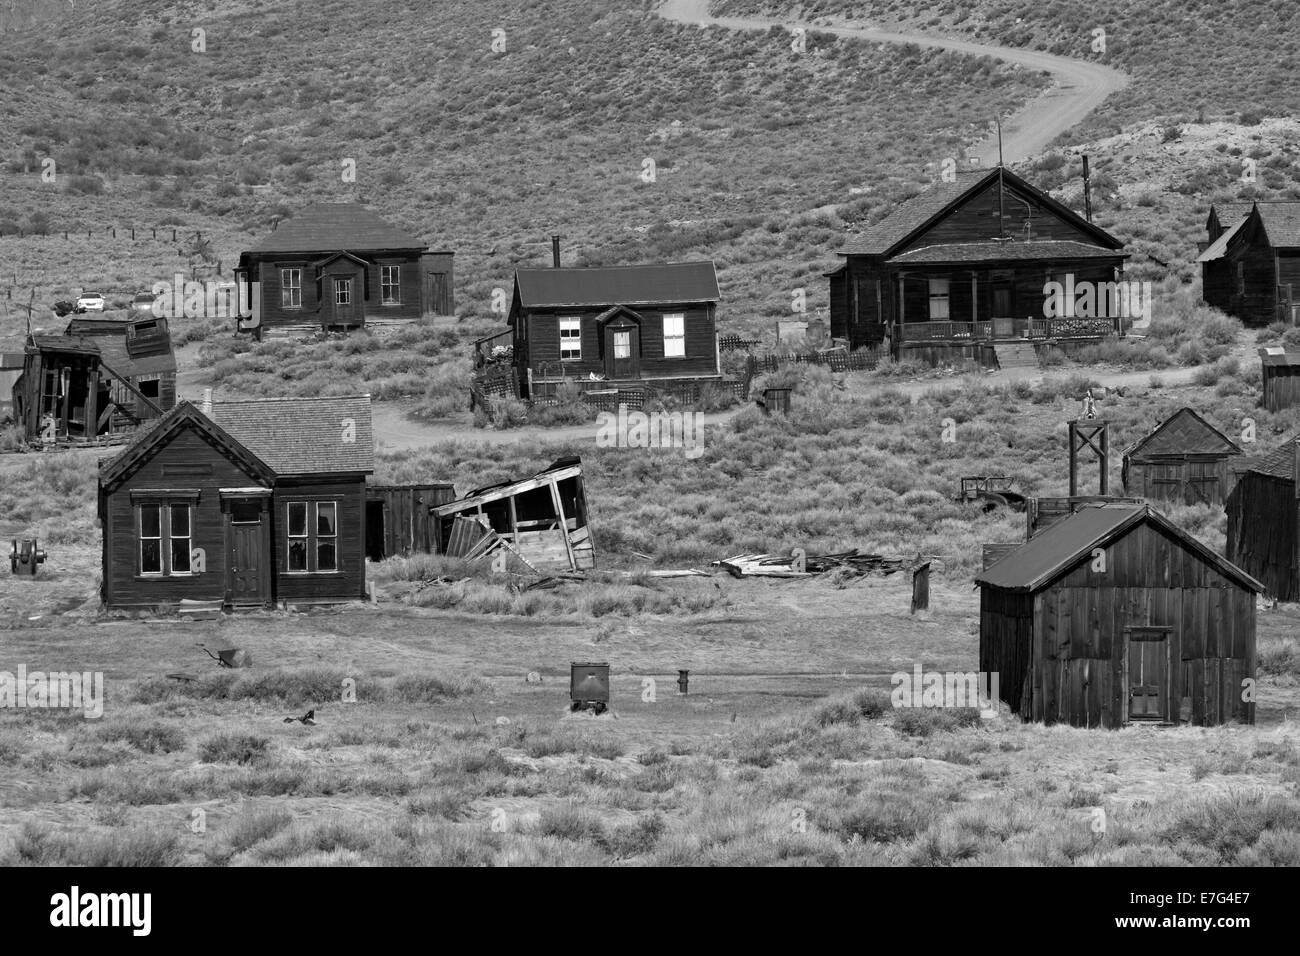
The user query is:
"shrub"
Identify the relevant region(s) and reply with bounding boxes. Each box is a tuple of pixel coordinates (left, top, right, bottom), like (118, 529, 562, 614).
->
(199, 733, 270, 765)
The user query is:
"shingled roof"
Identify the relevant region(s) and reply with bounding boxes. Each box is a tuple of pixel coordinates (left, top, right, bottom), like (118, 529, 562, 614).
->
(839, 167, 1121, 257)
(1237, 435, 1298, 481)
(975, 504, 1262, 593)
(514, 261, 719, 309)
(244, 203, 425, 255)
(1124, 407, 1242, 459)
(208, 395, 374, 475)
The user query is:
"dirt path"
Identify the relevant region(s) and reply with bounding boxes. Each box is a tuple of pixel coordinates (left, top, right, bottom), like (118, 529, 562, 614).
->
(659, 1, 1128, 167)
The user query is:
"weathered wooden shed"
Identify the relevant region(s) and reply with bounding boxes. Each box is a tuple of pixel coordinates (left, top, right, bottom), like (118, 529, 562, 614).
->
(365, 483, 456, 560)
(1121, 407, 1243, 505)
(1225, 436, 1299, 602)
(977, 503, 1260, 727)
(1199, 201, 1300, 326)
(431, 457, 594, 572)
(1259, 348, 1300, 412)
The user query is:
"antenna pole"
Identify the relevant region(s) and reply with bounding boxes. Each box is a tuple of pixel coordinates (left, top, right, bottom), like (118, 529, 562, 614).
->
(996, 119, 1005, 241)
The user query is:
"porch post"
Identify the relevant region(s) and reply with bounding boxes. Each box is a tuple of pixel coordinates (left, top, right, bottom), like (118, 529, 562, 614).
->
(971, 271, 977, 322)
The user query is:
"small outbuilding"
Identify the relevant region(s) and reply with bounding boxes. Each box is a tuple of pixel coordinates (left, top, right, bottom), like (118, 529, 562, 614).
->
(1225, 435, 1299, 601)
(1121, 407, 1243, 505)
(977, 503, 1260, 727)
(1258, 347, 1300, 413)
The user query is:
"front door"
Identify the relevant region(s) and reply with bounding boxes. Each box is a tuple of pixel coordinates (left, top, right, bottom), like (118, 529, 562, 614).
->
(226, 498, 268, 606)
(1126, 627, 1171, 721)
(604, 323, 639, 379)
(331, 276, 357, 327)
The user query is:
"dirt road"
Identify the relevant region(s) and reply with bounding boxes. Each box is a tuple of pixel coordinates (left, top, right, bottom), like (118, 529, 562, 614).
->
(658, 0, 1129, 167)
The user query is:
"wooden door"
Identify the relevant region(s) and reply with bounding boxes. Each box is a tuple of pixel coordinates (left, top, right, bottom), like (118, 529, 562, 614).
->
(331, 276, 357, 327)
(227, 501, 268, 605)
(605, 324, 639, 379)
(1126, 627, 1171, 720)
(427, 273, 449, 315)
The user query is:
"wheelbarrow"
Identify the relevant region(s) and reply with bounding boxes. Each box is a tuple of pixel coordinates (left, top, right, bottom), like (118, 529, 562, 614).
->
(197, 644, 252, 668)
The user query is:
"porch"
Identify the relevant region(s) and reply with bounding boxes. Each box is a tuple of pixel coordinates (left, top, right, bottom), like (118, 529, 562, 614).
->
(898, 316, 1124, 343)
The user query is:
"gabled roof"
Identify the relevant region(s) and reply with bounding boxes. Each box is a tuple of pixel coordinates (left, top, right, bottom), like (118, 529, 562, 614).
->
(1254, 202, 1300, 247)
(98, 402, 275, 492)
(1207, 202, 1254, 234)
(887, 239, 1124, 266)
(207, 395, 374, 476)
(840, 167, 1122, 258)
(514, 261, 719, 309)
(1196, 214, 1247, 262)
(593, 305, 644, 325)
(975, 504, 1263, 593)
(1258, 347, 1300, 367)
(244, 203, 425, 255)
(1124, 407, 1242, 459)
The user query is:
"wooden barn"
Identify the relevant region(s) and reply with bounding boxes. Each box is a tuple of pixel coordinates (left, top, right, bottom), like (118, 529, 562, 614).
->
(10, 314, 176, 443)
(1225, 436, 1299, 602)
(977, 503, 1260, 727)
(97, 395, 374, 609)
(365, 483, 456, 560)
(235, 202, 455, 334)
(1199, 201, 1300, 326)
(1121, 407, 1243, 505)
(507, 260, 721, 399)
(431, 457, 594, 572)
(827, 166, 1129, 365)
(1258, 347, 1300, 412)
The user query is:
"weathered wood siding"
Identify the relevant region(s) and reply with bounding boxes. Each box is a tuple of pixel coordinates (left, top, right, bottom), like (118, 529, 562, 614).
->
(1262, 364, 1300, 412)
(254, 252, 426, 329)
(272, 477, 368, 603)
(1225, 471, 1297, 601)
(366, 483, 456, 558)
(1124, 455, 1238, 505)
(522, 303, 718, 378)
(101, 426, 265, 607)
(900, 178, 1100, 251)
(978, 587, 1034, 716)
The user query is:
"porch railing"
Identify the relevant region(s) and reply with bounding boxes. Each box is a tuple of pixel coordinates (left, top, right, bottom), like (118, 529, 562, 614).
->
(899, 317, 1121, 343)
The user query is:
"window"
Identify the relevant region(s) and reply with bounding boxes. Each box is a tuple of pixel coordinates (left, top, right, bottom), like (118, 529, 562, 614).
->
(286, 501, 339, 573)
(560, 317, 581, 360)
(613, 330, 631, 359)
(281, 269, 302, 308)
(137, 502, 193, 576)
(928, 278, 951, 320)
(662, 313, 685, 357)
(335, 279, 352, 305)
(381, 265, 401, 305)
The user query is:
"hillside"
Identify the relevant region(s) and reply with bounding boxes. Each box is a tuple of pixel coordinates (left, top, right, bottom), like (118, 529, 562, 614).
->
(0, 0, 1046, 339)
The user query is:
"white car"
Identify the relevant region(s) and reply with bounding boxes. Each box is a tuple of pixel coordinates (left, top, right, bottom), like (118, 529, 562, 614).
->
(76, 292, 105, 312)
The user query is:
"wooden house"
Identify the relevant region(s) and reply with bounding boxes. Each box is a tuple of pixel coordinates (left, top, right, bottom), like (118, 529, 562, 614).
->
(977, 503, 1260, 727)
(431, 457, 594, 572)
(1225, 436, 1299, 602)
(1258, 347, 1300, 412)
(9, 314, 176, 443)
(235, 203, 455, 334)
(97, 395, 374, 609)
(827, 167, 1129, 365)
(1121, 407, 1243, 505)
(507, 261, 721, 399)
(1199, 201, 1300, 326)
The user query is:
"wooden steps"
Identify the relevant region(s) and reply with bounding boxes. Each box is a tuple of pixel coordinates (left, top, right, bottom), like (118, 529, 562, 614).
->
(993, 342, 1040, 370)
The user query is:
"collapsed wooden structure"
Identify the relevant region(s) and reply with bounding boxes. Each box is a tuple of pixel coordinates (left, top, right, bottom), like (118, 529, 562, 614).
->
(978, 503, 1260, 728)
(431, 457, 594, 572)
(1121, 407, 1243, 506)
(10, 314, 176, 443)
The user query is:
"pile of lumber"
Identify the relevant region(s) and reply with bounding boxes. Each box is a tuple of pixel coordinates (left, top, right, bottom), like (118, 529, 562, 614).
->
(713, 550, 911, 578)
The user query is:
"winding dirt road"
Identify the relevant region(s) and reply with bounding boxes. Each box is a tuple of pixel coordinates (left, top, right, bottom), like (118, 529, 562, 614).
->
(658, 0, 1128, 167)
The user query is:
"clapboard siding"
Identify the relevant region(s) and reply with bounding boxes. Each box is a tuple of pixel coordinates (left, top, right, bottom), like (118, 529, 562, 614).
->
(521, 304, 718, 378)
(273, 477, 368, 603)
(102, 426, 266, 607)
(1225, 471, 1298, 601)
(899, 178, 1099, 252)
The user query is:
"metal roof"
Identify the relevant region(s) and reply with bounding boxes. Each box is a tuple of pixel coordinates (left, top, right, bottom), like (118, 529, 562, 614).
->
(515, 261, 719, 309)
(887, 239, 1125, 265)
(244, 203, 426, 255)
(1196, 216, 1246, 262)
(207, 395, 374, 476)
(975, 503, 1262, 593)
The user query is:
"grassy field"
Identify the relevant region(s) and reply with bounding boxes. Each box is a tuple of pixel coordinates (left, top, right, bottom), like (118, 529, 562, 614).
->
(4, 355, 1300, 865)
